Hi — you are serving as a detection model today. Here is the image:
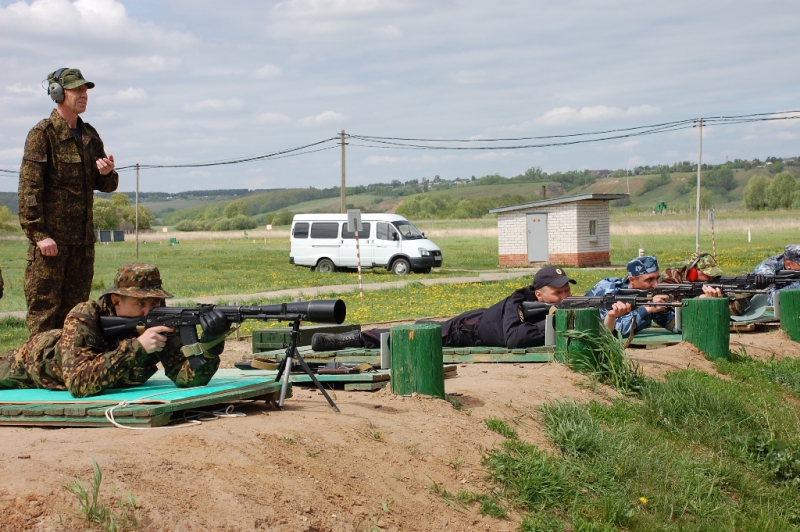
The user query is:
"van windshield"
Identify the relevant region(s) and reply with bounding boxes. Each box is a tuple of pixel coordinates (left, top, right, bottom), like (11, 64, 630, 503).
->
(392, 221, 425, 240)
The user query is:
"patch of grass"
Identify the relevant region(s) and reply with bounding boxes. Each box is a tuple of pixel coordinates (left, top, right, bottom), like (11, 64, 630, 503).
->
(0, 316, 28, 353)
(481, 368, 800, 530)
(281, 437, 295, 444)
(484, 417, 518, 439)
(63, 459, 137, 532)
(561, 327, 645, 395)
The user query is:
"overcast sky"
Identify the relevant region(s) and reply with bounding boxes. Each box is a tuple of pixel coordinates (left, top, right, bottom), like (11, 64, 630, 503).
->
(1, 0, 799, 193)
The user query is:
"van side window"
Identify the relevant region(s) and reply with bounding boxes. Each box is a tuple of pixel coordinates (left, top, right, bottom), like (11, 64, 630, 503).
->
(293, 222, 309, 238)
(342, 222, 371, 239)
(376, 222, 397, 241)
(310, 222, 339, 239)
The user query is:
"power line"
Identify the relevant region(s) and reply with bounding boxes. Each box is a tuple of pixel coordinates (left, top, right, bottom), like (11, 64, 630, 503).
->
(0, 111, 798, 174)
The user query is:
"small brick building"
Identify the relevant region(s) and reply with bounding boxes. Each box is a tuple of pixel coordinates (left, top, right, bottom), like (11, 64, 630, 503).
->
(489, 193, 628, 268)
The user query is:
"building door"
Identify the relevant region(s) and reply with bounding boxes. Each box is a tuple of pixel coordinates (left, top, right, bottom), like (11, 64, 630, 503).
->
(526, 213, 548, 262)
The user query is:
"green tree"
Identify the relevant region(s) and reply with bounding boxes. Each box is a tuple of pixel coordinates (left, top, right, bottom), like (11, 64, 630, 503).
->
(703, 168, 736, 192)
(766, 172, 796, 209)
(768, 161, 784, 174)
(687, 186, 713, 210)
(743, 175, 770, 210)
(224, 199, 248, 218)
(110, 193, 131, 208)
(0, 205, 12, 224)
(93, 199, 121, 230)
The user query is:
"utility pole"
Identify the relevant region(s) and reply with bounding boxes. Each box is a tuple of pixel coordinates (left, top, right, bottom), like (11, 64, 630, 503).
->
(340, 130, 346, 214)
(695, 118, 703, 252)
(135, 163, 140, 259)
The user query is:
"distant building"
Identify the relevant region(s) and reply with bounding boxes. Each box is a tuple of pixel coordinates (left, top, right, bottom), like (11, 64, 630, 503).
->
(489, 193, 628, 267)
(590, 169, 612, 177)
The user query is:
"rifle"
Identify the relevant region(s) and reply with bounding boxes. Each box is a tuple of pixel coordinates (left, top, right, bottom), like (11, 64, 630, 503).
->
(717, 270, 800, 289)
(649, 282, 767, 299)
(99, 300, 347, 353)
(519, 292, 683, 322)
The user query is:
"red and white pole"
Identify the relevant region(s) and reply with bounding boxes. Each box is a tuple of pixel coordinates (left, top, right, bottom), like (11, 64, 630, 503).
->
(355, 234, 363, 298)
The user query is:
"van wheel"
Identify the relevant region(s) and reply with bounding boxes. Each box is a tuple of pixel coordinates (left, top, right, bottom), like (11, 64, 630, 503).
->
(391, 258, 411, 275)
(317, 258, 335, 273)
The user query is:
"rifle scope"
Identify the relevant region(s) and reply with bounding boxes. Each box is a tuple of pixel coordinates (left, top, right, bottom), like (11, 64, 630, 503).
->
(254, 299, 347, 324)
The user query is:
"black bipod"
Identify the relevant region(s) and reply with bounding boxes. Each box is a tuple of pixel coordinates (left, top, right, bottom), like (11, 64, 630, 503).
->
(274, 318, 340, 412)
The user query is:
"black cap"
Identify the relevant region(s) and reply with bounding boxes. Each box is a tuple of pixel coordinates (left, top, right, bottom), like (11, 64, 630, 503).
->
(533, 266, 577, 290)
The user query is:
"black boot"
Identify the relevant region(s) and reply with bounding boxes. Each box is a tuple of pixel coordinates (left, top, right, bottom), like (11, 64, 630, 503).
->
(311, 330, 364, 351)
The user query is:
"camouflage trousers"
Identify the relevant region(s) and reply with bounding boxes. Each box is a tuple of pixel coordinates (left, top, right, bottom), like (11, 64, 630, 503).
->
(0, 330, 65, 391)
(24, 244, 94, 336)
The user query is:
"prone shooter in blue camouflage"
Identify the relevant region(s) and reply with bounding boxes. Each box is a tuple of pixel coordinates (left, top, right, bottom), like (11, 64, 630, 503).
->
(0, 263, 229, 398)
(753, 244, 800, 305)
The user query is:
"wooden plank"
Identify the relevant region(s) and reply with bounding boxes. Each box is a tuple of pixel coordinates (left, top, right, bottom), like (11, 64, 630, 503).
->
(344, 382, 389, 392)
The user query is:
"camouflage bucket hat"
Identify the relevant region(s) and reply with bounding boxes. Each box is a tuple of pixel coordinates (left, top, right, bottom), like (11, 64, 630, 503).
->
(627, 255, 659, 277)
(51, 68, 95, 90)
(688, 252, 723, 277)
(102, 263, 172, 299)
(784, 244, 800, 263)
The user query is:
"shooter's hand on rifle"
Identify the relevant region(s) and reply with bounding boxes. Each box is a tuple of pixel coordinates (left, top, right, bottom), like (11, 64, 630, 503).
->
(603, 301, 632, 330)
(138, 325, 173, 354)
(199, 308, 231, 336)
(643, 294, 670, 314)
(699, 285, 724, 298)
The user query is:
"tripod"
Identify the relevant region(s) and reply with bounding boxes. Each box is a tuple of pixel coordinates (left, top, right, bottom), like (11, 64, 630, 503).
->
(274, 318, 340, 412)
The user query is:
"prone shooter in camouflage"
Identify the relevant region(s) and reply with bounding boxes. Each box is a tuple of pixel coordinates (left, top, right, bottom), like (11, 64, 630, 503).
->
(19, 68, 118, 335)
(0, 263, 229, 398)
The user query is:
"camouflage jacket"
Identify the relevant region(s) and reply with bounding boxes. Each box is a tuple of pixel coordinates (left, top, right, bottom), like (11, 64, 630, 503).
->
(753, 254, 800, 305)
(585, 277, 678, 336)
(0, 299, 219, 398)
(19, 109, 118, 245)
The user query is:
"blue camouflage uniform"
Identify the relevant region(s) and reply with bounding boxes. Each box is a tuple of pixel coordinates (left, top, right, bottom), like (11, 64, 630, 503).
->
(753, 244, 800, 305)
(585, 255, 679, 336)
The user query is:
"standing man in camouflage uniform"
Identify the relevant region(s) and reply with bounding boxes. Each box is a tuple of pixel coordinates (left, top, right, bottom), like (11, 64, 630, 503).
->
(753, 244, 800, 305)
(585, 255, 680, 335)
(0, 263, 229, 398)
(0, 266, 3, 299)
(19, 68, 118, 335)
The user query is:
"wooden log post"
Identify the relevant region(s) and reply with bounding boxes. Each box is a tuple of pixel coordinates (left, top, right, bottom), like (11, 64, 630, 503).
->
(779, 290, 800, 342)
(554, 308, 600, 363)
(682, 297, 730, 360)
(390, 324, 445, 398)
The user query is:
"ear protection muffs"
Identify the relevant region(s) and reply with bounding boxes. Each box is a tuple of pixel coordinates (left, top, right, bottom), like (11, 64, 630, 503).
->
(685, 252, 711, 282)
(47, 68, 68, 103)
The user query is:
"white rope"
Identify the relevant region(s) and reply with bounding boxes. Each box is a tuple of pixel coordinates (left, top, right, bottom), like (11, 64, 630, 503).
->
(103, 378, 253, 430)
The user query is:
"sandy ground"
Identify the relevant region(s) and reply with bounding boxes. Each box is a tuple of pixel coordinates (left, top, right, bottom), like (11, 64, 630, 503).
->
(1, 329, 798, 531)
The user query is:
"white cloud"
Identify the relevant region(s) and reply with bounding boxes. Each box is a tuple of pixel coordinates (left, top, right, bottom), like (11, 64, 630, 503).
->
(363, 155, 400, 165)
(253, 64, 283, 79)
(299, 110, 345, 126)
(183, 99, 245, 113)
(0, 0, 195, 46)
(455, 70, 490, 85)
(6, 83, 37, 94)
(0, 147, 23, 159)
(777, 131, 800, 140)
(257, 112, 292, 124)
(113, 87, 148, 103)
(596, 140, 642, 152)
(371, 24, 402, 38)
(273, 0, 400, 17)
(121, 56, 182, 72)
(536, 105, 661, 126)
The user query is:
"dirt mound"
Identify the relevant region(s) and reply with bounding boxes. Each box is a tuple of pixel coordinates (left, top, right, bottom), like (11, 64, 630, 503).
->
(0, 332, 795, 530)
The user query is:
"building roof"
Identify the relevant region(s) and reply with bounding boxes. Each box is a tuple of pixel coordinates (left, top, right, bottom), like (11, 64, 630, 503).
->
(489, 193, 630, 213)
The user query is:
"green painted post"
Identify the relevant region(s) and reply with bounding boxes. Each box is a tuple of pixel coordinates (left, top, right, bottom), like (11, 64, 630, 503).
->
(554, 308, 600, 363)
(682, 297, 729, 360)
(390, 324, 445, 398)
(779, 290, 800, 342)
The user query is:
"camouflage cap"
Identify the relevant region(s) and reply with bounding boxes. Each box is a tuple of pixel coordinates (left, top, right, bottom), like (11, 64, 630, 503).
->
(688, 252, 723, 277)
(784, 244, 800, 263)
(49, 68, 94, 90)
(627, 255, 659, 277)
(102, 263, 173, 299)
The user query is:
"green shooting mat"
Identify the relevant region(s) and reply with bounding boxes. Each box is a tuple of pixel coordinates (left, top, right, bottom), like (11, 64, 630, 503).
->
(0, 369, 286, 428)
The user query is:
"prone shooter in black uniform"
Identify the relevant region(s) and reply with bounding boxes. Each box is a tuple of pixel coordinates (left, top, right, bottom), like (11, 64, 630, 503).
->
(311, 266, 576, 351)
